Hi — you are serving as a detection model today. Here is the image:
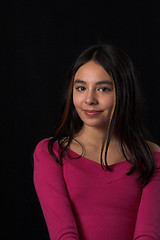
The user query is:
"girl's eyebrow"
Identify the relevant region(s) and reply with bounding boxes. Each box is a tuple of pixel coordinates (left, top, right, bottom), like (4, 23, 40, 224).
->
(74, 79, 86, 84)
(96, 80, 113, 86)
(74, 79, 113, 85)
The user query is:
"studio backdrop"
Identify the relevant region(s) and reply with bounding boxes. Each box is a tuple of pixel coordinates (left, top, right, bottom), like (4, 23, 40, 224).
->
(6, 0, 160, 239)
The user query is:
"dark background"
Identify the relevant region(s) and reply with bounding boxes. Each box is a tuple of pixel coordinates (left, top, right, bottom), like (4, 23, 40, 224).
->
(4, 0, 160, 239)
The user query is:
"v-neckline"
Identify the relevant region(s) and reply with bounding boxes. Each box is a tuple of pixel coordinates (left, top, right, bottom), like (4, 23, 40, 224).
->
(65, 147, 130, 168)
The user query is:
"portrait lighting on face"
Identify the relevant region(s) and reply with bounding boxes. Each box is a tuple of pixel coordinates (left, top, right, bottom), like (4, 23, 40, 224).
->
(73, 61, 114, 130)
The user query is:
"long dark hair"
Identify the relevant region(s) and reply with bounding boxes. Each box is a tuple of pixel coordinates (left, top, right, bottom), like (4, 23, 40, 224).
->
(48, 43, 155, 187)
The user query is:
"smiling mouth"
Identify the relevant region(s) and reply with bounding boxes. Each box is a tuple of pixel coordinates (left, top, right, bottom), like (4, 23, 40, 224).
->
(84, 110, 102, 116)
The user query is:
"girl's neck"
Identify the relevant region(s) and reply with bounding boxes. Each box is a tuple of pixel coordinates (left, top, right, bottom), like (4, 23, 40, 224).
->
(74, 124, 118, 147)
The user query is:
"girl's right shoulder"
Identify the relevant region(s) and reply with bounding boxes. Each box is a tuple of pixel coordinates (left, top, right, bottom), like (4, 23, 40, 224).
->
(34, 138, 54, 154)
(33, 138, 61, 166)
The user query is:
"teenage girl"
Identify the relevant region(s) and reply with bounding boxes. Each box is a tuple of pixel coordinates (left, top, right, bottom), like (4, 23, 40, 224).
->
(33, 44, 160, 240)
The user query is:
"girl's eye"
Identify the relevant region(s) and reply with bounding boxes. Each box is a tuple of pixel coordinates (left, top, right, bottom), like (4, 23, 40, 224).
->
(98, 87, 110, 92)
(75, 86, 86, 91)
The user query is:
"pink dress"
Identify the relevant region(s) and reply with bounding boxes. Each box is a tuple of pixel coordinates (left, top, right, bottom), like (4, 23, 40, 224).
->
(33, 138, 160, 240)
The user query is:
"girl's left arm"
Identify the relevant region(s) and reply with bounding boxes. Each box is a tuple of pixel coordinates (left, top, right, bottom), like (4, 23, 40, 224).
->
(133, 152, 160, 240)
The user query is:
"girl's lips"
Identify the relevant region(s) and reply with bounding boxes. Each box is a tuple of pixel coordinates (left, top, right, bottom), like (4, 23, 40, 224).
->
(84, 110, 102, 116)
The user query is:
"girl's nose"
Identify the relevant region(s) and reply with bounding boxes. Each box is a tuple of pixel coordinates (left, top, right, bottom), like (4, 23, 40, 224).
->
(85, 90, 98, 105)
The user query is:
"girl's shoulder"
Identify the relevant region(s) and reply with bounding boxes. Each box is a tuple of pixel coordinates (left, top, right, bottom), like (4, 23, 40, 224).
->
(34, 138, 60, 160)
(33, 138, 63, 168)
(147, 141, 160, 167)
(147, 141, 160, 153)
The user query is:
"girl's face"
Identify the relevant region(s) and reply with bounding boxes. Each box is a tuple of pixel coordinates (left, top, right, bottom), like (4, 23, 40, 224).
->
(73, 61, 115, 130)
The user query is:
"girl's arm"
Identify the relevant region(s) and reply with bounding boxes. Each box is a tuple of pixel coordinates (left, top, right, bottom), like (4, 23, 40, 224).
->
(33, 139, 80, 240)
(133, 152, 160, 240)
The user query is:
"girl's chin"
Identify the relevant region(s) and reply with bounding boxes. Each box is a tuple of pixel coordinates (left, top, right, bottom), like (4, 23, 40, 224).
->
(82, 121, 107, 129)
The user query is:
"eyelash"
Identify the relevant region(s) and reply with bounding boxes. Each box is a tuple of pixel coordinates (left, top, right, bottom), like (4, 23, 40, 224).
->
(75, 86, 86, 91)
(75, 86, 111, 92)
(99, 87, 111, 92)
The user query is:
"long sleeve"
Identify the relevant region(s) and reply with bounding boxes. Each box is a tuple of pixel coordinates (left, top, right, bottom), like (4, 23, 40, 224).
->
(33, 139, 80, 240)
(133, 153, 160, 240)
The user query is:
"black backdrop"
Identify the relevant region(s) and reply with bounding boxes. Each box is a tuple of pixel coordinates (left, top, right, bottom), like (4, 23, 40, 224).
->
(5, 0, 160, 239)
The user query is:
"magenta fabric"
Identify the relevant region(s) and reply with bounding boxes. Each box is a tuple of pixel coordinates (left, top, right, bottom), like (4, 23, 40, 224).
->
(33, 138, 160, 240)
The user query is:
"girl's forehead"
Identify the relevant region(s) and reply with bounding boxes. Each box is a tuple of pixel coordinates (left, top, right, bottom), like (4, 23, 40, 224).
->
(74, 61, 112, 83)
